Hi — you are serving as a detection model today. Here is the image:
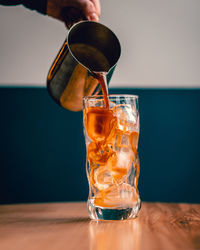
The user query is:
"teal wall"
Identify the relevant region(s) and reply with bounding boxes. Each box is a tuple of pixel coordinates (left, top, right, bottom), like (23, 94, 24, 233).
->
(0, 87, 199, 204)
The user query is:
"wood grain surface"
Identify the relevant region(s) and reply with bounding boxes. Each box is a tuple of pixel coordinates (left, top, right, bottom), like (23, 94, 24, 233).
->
(0, 202, 200, 250)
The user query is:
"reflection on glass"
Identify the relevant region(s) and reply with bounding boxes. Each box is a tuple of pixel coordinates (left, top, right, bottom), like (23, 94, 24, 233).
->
(89, 219, 141, 250)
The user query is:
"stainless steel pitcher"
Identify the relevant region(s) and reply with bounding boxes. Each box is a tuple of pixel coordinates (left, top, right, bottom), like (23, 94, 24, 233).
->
(47, 21, 121, 111)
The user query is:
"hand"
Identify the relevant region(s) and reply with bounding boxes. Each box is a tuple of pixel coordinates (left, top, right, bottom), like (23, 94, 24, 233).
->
(47, 0, 101, 28)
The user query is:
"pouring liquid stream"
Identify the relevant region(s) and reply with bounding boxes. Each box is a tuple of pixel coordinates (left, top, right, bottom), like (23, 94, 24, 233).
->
(95, 72, 110, 109)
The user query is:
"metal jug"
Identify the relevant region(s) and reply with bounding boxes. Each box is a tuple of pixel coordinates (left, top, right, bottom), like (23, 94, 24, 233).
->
(47, 21, 121, 111)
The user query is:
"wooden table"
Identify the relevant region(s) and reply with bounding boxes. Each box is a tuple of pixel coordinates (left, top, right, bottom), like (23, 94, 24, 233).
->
(0, 202, 200, 250)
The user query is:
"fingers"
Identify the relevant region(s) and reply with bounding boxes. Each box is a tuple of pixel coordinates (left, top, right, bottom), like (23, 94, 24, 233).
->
(86, 0, 100, 21)
(82, 0, 99, 21)
(90, 0, 101, 17)
(64, 0, 100, 21)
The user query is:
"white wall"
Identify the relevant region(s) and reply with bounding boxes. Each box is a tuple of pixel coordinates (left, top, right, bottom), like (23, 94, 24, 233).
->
(0, 0, 200, 87)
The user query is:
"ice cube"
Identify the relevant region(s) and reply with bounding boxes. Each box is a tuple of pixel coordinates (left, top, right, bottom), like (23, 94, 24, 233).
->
(117, 150, 133, 168)
(87, 142, 114, 164)
(129, 131, 139, 155)
(107, 149, 133, 182)
(115, 131, 130, 149)
(112, 104, 138, 131)
(85, 107, 116, 142)
(93, 166, 113, 190)
(95, 183, 138, 207)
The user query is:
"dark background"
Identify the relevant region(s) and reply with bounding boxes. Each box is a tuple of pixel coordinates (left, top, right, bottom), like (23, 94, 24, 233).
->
(0, 87, 199, 204)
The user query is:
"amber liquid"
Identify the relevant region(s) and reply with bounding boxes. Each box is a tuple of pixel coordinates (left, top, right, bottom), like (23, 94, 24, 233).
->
(95, 73, 110, 109)
(84, 74, 140, 209)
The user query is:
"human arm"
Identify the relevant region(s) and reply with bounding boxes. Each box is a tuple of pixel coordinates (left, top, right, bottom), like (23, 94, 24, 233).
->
(1, 0, 101, 28)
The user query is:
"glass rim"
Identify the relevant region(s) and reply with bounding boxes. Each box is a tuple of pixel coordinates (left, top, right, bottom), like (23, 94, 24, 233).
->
(83, 94, 139, 101)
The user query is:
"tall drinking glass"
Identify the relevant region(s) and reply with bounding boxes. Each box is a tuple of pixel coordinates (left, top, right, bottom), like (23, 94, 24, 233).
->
(83, 95, 141, 220)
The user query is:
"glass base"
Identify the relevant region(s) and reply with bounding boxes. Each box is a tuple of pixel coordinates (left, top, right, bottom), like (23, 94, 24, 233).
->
(87, 199, 141, 220)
